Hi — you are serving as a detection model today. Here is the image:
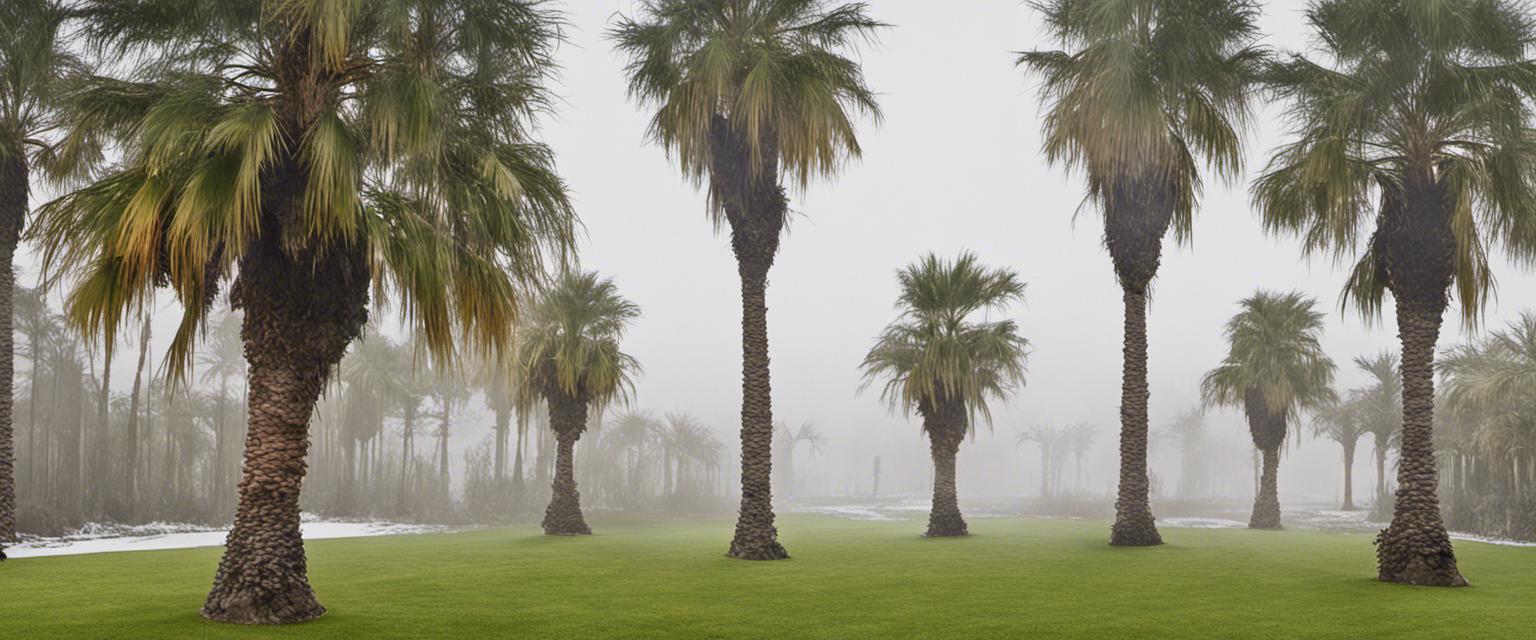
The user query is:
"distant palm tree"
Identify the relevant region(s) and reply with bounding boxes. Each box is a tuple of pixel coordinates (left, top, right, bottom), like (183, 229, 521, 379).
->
(197, 310, 245, 512)
(0, 0, 92, 555)
(1202, 291, 1336, 529)
(612, 0, 882, 561)
(34, 1, 575, 622)
(861, 253, 1030, 537)
(775, 421, 825, 497)
(1017, 424, 1070, 499)
(1020, 0, 1266, 547)
(1253, 0, 1536, 587)
(1064, 424, 1099, 493)
(1312, 395, 1367, 511)
(1440, 313, 1536, 500)
(1158, 409, 1207, 498)
(517, 272, 641, 535)
(666, 413, 727, 500)
(1351, 352, 1402, 508)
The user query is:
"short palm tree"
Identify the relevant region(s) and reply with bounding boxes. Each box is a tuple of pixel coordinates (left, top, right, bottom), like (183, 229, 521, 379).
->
(0, 0, 91, 554)
(860, 253, 1030, 537)
(774, 421, 824, 497)
(612, 0, 882, 560)
(1019, 0, 1266, 546)
(1202, 291, 1336, 529)
(1253, 0, 1536, 586)
(1312, 394, 1368, 510)
(516, 271, 641, 536)
(33, 0, 575, 623)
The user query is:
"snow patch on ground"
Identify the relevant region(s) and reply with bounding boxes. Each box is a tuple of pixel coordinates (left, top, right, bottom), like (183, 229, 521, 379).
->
(1449, 533, 1536, 548)
(1157, 517, 1247, 529)
(7, 515, 449, 559)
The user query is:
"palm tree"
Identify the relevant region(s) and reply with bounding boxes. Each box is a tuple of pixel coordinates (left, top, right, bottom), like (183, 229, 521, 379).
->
(517, 271, 641, 536)
(612, 0, 882, 560)
(774, 421, 824, 497)
(197, 309, 245, 512)
(1159, 409, 1208, 498)
(34, 0, 575, 623)
(1019, 0, 1266, 547)
(0, 0, 92, 555)
(1201, 291, 1336, 529)
(1253, 0, 1536, 587)
(666, 413, 726, 500)
(860, 253, 1030, 537)
(1440, 313, 1536, 505)
(1017, 424, 1069, 499)
(1353, 352, 1403, 508)
(1312, 395, 1367, 510)
(1064, 424, 1099, 493)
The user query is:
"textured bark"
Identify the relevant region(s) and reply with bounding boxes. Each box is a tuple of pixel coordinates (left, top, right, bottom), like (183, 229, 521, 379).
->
(713, 116, 790, 561)
(1245, 390, 1287, 530)
(1370, 174, 1465, 587)
(0, 154, 24, 547)
(541, 391, 590, 536)
(201, 133, 370, 621)
(922, 399, 968, 537)
(1110, 288, 1162, 546)
(1375, 303, 1466, 586)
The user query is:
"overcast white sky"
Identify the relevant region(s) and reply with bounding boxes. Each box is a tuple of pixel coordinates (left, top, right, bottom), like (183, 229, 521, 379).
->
(26, 1, 1536, 503)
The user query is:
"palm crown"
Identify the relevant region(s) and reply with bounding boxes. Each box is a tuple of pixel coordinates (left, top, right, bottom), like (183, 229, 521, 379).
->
(1255, 0, 1536, 321)
(1018, 0, 1266, 247)
(516, 271, 642, 413)
(1202, 290, 1337, 417)
(31, 0, 576, 372)
(861, 252, 1030, 430)
(610, 0, 883, 204)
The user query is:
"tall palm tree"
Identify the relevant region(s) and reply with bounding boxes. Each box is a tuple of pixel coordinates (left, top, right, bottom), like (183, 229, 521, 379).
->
(0, 0, 92, 556)
(1201, 291, 1336, 529)
(1312, 394, 1367, 511)
(33, 0, 575, 623)
(612, 0, 882, 560)
(860, 253, 1030, 537)
(516, 271, 641, 536)
(1254, 0, 1536, 587)
(1159, 409, 1208, 498)
(1017, 424, 1069, 499)
(1019, 0, 1266, 546)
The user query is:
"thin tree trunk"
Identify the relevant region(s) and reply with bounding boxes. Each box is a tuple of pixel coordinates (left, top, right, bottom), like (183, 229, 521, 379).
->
(726, 238, 787, 559)
(1342, 441, 1357, 511)
(923, 400, 967, 537)
(1376, 441, 1388, 505)
(92, 345, 112, 516)
(398, 405, 414, 512)
(124, 318, 150, 519)
(1110, 288, 1161, 546)
(492, 406, 508, 483)
(0, 154, 24, 547)
(542, 392, 590, 535)
(1375, 302, 1465, 586)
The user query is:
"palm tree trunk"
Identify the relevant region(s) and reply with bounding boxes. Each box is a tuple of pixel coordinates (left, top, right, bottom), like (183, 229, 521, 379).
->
(542, 392, 590, 535)
(726, 233, 788, 560)
(493, 407, 509, 483)
(1376, 302, 1466, 586)
(0, 153, 25, 547)
(1342, 441, 1357, 511)
(201, 221, 368, 623)
(1111, 288, 1162, 546)
(1251, 445, 1282, 529)
(125, 318, 150, 519)
(1375, 440, 1388, 505)
(924, 402, 967, 537)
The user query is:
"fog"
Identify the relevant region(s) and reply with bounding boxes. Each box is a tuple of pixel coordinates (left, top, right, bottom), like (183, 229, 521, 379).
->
(17, 0, 1536, 528)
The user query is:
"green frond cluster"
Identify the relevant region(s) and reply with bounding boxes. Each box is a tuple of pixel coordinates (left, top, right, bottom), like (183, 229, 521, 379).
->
(1201, 290, 1338, 417)
(1255, 0, 1536, 324)
(515, 271, 642, 415)
(1441, 313, 1536, 439)
(0, 0, 96, 180)
(29, 0, 576, 377)
(1019, 0, 1266, 243)
(860, 252, 1030, 433)
(610, 0, 883, 216)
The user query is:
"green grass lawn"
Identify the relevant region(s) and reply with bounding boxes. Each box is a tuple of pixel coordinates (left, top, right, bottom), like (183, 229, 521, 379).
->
(2, 515, 1532, 639)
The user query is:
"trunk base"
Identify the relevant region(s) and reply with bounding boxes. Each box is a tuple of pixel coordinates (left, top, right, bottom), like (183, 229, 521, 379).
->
(1110, 512, 1163, 547)
(201, 563, 326, 625)
(1376, 523, 1468, 587)
(924, 512, 968, 538)
(1249, 501, 1281, 530)
(727, 530, 789, 560)
(541, 499, 591, 536)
